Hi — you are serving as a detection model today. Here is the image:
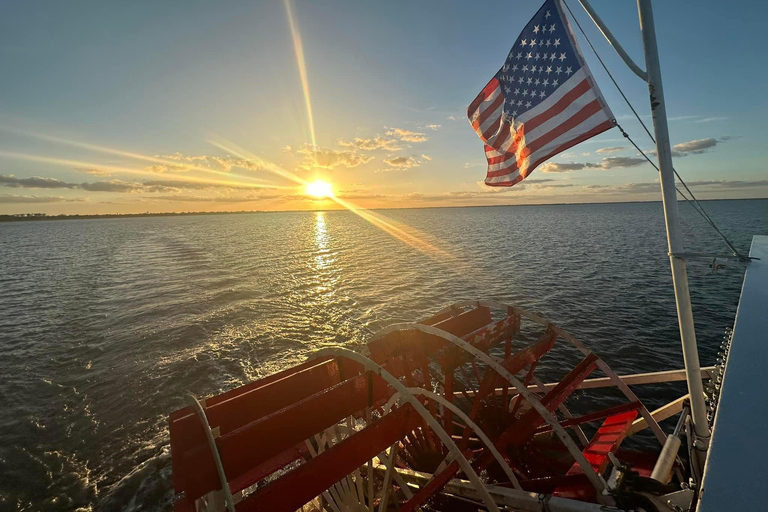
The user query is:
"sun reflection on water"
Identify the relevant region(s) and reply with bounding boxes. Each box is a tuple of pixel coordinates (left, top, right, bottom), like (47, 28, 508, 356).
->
(313, 211, 332, 271)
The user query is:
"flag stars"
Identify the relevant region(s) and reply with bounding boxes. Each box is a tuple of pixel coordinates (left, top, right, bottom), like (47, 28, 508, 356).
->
(534, 78, 540, 85)
(545, 10, 551, 18)
(533, 25, 540, 34)
(522, 64, 529, 72)
(552, 79, 559, 87)
(530, 39, 537, 46)
(504, 86, 512, 94)
(512, 110, 519, 116)
(549, 24, 556, 33)
(521, 39, 527, 46)
(559, 53, 567, 61)
(554, 38, 561, 47)
(518, 76, 524, 83)
(565, 66, 573, 75)
(546, 66, 552, 74)
(516, 52, 523, 59)
(543, 78, 550, 86)
(555, 66, 563, 74)
(522, 89, 529, 96)
(526, 77, 533, 84)
(549, 53, 557, 61)
(525, 101, 532, 108)
(516, 100, 523, 106)
(514, 88, 520, 95)
(539, 90, 546, 98)
(511, 64, 518, 72)
(526, 52, 533, 60)
(546, 39, 552, 47)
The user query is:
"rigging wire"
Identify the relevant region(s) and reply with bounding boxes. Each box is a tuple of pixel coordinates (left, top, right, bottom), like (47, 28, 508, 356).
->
(562, 0, 749, 261)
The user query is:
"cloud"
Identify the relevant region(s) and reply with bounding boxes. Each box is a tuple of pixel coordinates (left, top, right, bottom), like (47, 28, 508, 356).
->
(75, 167, 112, 176)
(386, 128, 428, 143)
(0, 194, 84, 203)
(425, 124, 441, 131)
(540, 157, 646, 173)
(540, 162, 588, 173)
(297, 145, 373, 170)
(338, 136, 402, 152)
(695, 117, 727, 123)
(595, 146, 626, 154)
(282, 145, 292, 153)
(0, 174, 262, 194)
(79, 180, 140, 192)
(672, 138, 718, 154)
(146, 154, 270, 173)
(0, 175, 76, 189)
(599, 157, 646, 169)
(683, 179, 768, 189)
(421, 154, 432, 161)
(144, 163, 192, 173)
(667, 115, 700, 122)
(380, 156, 420, 171)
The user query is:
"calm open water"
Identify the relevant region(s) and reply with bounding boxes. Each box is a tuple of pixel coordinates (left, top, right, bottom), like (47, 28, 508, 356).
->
(0, 199, 766, 511)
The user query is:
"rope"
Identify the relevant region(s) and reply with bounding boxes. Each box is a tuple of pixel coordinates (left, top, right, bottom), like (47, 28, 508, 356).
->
(562, 0, 749, 262)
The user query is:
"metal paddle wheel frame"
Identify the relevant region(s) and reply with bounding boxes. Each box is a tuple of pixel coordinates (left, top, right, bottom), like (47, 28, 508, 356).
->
(169, 301, 709, 512)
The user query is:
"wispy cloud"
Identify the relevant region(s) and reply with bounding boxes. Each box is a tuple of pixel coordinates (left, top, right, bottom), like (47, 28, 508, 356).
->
(0, 174, 266, 194)
(0, 175, 77, 189)
(595, 146, 626, 154)
(540, 156, 646, 173)
(540, 162, 589, 173)
(337, 136, 402, 151)
(695, 117, 727, 123)
(425, 124, 441, 131)
(297, 145, 373, 169)
(379, 156, 420, 172)
(683, 179, 768, 189)
(386, 128, 428, 143)
(672, 138, 719, 154)
(599, 157, 646, 169)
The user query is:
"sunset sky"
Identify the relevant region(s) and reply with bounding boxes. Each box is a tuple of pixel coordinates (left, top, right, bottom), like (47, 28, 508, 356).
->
(1, 0, 766, 214)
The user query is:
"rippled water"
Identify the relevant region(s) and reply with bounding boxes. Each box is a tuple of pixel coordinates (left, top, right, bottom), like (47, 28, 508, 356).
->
(0, 199, 765, 511)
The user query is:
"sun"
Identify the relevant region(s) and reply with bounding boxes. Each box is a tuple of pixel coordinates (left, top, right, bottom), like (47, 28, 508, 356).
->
(305, 180, 333, 198)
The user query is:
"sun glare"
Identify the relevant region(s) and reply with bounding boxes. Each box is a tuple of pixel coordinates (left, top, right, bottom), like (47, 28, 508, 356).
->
(306, 180, 333, 198)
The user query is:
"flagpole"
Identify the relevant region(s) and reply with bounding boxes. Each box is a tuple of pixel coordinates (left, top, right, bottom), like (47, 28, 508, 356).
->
(636, 0, 711, 461)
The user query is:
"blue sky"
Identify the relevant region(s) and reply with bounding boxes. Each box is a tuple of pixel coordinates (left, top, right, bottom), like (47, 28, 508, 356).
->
(0, 0, 766, 214)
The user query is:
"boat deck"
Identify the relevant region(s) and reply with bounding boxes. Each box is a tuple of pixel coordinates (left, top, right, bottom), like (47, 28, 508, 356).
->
(698, 235, 768, 511)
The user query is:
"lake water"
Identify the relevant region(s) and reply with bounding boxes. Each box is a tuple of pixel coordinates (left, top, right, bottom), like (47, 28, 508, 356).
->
(0, 199, 766, 511)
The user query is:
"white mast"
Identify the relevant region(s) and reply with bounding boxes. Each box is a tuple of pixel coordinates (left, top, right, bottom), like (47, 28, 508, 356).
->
(575, 0, 712, 462)
(635, 0, 711, 451)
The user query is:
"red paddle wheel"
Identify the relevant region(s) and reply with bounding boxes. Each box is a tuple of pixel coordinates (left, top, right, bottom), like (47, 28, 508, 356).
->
(169, 301, 670, 512)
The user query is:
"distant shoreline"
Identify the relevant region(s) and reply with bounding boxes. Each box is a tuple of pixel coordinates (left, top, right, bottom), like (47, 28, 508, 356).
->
(1, 197, 765, 223)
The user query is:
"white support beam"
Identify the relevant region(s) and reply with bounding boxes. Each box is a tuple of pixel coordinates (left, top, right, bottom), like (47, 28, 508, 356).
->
(629, 394, 689, 435)
(463, 366, 716, 398)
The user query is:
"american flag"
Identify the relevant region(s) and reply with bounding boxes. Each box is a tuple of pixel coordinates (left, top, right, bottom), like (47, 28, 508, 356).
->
(467, 0, 614, 186)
